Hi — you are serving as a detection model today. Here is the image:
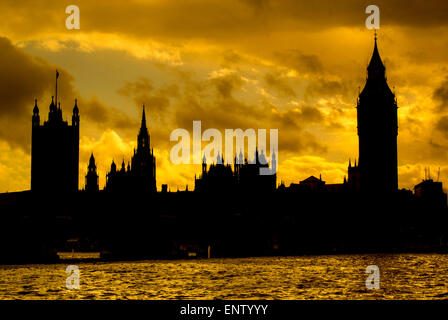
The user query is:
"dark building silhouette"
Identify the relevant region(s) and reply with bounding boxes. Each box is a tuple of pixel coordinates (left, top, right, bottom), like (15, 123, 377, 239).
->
(289, 175, 325, 192)
(286, 159, 359, 194)
(195, 152, 235, 193)
(357, 36, 398, 193)
(273, 37, 395, 196)
(106, 106, 156, 193)
(31, 97, 79, 192)
(237, 148, 277, 193)
(2, 34, 448, 265)
(106, 159, 131, 192)
(85, 153, 99, 192)
(347, 158, 360, 191)
(414, 179, 447, 208)
(195, 148, 276, 193)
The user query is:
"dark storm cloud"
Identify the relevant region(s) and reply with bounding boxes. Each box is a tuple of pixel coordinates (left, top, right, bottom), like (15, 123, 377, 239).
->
(160, 68, 328, 155)
(262, 101, 327, 154)
(120, 69, 260, 133)
(300, 106, 325, 123)
(239, 0, 448, 29)
(118, 77, 154, 95)
(279, 130, 328, 155)
(173, 71, 264, 130)
(273, 50, 324, 74)
(3, 0, 448, 43)
(305, 78, 352, 100)
(239, 0, 269, 9)
(271, 110, 301, 130)
(79, 97, 138, 132)
(433, 76, 448, 111)
(117, 77, 178, 116)
(264, 72, 297, 98)
(0, 37, 138, 152)
(0, 37, 57, 150)
(222, 50, 244, 66)
(271, 106, 324, 129)
(436, 116, 448, 139)
(211, 73, 244, 99)
(172, 94, 328, 155)
(173, 94, 263, 132)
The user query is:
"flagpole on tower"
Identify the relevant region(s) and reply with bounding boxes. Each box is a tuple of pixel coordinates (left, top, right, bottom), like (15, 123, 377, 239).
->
(55, 70, 59, 107)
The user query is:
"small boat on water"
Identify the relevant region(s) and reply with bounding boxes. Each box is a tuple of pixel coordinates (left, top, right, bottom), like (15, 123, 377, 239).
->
(57, 251, 101, 261)
(56, 238, 101, 262)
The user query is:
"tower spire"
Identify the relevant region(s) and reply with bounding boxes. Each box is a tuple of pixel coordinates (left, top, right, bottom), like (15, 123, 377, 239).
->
(141, 105, 147, 130)
(50, 96, 55, 111)
(33, 99, 39, 113)
(367, 33, 385, 79)
(137, 105, 150, 151)
(88, 153, 96, 169)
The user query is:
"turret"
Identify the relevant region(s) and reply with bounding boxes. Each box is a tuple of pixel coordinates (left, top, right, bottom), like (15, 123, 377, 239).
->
(49, 96, 56, 112)
(85, 153, 99, 192)
(110, 160, 117, 173)
(32, 99, 40, 127)
(88, 153, 96, 171)
(57, 102, 62, 122)
(72, 99, 79, 127)
(48, 96, 56, 122)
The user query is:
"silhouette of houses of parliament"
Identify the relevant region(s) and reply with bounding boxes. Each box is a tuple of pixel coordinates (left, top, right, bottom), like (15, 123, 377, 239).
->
(10, 35, 448, 263)
(194, 149, 277, 193)
(104, 106, 157, 193)
(31, 97, 79, 192)
(29, 37, 446, 204)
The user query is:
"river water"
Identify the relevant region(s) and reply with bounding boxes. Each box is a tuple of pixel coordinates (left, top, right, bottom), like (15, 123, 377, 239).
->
(0, 254, 447, 299)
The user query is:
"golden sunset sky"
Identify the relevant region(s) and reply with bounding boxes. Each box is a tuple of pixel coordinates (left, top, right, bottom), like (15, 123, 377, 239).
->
(0, 0, 448, 192)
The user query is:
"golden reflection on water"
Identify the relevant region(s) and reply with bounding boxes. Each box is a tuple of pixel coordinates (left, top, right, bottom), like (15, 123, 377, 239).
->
(0, 254, 447, 299)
